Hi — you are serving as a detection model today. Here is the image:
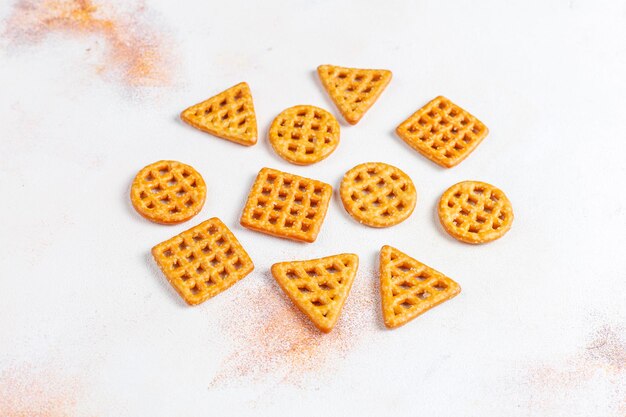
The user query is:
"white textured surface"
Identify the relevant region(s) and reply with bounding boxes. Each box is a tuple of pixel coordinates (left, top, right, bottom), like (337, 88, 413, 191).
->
(1, 0, 625, 416)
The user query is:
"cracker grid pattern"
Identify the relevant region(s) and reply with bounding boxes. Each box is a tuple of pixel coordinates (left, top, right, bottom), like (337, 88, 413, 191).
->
(152, 218, 254, 305)
(180, 82, 257, 146)
(269, 105, 340, 165)
(438, 181, 513, 244)
(396, 96, 488, 168)
(340, 162, 416, 228)
(240, 168, 332, 243)
(271, 254, 359, 333)
(380, 246, 460, 329)
(130, 160, 206, 224)
(318, 64, 392, 125)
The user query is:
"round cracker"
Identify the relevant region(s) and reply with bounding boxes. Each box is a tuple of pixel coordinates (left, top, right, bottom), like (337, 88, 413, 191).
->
(438, 180, 513, 244)
(130, 160, 206, 224)
(269, 105, 340, 165)
(340, 162, 417, 228)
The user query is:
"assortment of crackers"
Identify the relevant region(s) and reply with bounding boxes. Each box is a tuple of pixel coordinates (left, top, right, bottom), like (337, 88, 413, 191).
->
(130, 64, 514, 333)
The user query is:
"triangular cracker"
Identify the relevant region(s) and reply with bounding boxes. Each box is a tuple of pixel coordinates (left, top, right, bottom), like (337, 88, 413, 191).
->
(180, 82, 257, 146)
(379, 245, 460, 329)
(271, 253, 359, 333)
(317, 64, 392, 125)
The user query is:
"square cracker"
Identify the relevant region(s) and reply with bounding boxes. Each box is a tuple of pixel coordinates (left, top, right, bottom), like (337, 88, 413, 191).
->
(396, 96, 488, 168)
(240, 168, 332, 243)
(152, 218, 254, 305)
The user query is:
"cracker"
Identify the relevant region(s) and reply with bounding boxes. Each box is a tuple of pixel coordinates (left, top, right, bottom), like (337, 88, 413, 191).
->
(340, 162, 416, 228)
(396, 96, 488, 168)
(240, 168, 332, 243)
(317, 64, 392, 125)
(152, 218, 254, 305)
(269, 105, 340, 165)
(180, 82, 257, 146)
(438, 181, 513, 244)
(271, 253, 359, 333)
(130, 160, 206, 225)
(380, 245, 460, 329)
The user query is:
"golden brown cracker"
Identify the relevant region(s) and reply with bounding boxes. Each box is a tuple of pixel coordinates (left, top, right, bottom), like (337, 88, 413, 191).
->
(396, 96, 488, 168)
(271, 253, 359, 333)
(269, 105, 340, 165)
(438, 181, 513, 244)
(240, 168, 332, 243)
(340, 162, 416, 228)
(380, 245, 460, 329)
(181, 82, 257, 146)
(152, 218, 254, 305)
(130, 160, 206, 224)
(318, 64, 392, 125)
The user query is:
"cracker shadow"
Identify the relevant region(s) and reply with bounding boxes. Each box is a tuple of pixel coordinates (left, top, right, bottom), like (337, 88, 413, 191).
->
(144, 251, 189, 308)
(258, 111, 288, 166)
(226, 170, 258, 233)
(124, 178, 151, 224)
(331, 185, 362, 226)
(432, 196, 460, 244)
(172, 113, 186, 126)
(370, 248, 388, 331)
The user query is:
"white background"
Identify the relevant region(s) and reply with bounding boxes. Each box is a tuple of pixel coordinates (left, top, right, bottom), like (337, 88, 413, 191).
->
(1, 0, 625, 416)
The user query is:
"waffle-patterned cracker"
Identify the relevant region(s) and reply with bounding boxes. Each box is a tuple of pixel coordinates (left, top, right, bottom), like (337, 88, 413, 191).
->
(396, 96, 488, 168)
(180, 82, 257, 146)
(271, 253, 359, 333)
(152, 218, 254, 305)
(130, 160, 206, 225)
(380, 245, 460, 329)
(240, 168, 332, 243)
(438, 181, 513, 244)
(340, 162, 416, 228)
(269, 105, 340, 165)
(317, 65, 392, 125)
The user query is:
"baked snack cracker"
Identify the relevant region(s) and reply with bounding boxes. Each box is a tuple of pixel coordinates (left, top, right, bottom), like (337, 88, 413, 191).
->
(269, 105, 340, 165)
(438, 181, 513, 244)
(180, 82, 257, 146)
(317, 65, 392, 125)
(152, 218, 254, 305)
(240, 168, 332, 243)
(396, 96, 488, 168)
(271, 253, 359, 333)
(380, 245, 460, 329)
(130, 160, 206, 224)
(340, 162, 416, 227)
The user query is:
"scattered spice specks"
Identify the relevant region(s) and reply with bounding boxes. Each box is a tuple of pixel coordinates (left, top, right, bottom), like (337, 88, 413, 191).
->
(0, 363, 81, 417)
(524, 323, 626, 416)
(209, 270, 378, 387)
(3, 0, 172, 88)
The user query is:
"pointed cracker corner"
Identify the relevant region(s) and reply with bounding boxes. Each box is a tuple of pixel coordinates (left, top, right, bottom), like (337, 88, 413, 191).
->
(317, 64, 392, 125)
(380, 245, 460, 329)
(180, 82, 258, 146)
(271, 253, 359, 333)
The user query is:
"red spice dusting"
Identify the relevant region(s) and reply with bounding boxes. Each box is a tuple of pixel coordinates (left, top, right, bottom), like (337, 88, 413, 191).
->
(0, 364, 80, 417)
(585, 324, 626, 374)
(526, 323, 626, 415)
(209, 271, 379, 387)
(3, 0, 171, 88)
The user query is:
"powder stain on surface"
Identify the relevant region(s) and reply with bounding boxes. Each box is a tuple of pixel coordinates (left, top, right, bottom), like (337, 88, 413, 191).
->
(0, 364, 81, 417)
(209, 271, 378, 387)
(3, 0, 171, 88)
(525, 324, 626, 416)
